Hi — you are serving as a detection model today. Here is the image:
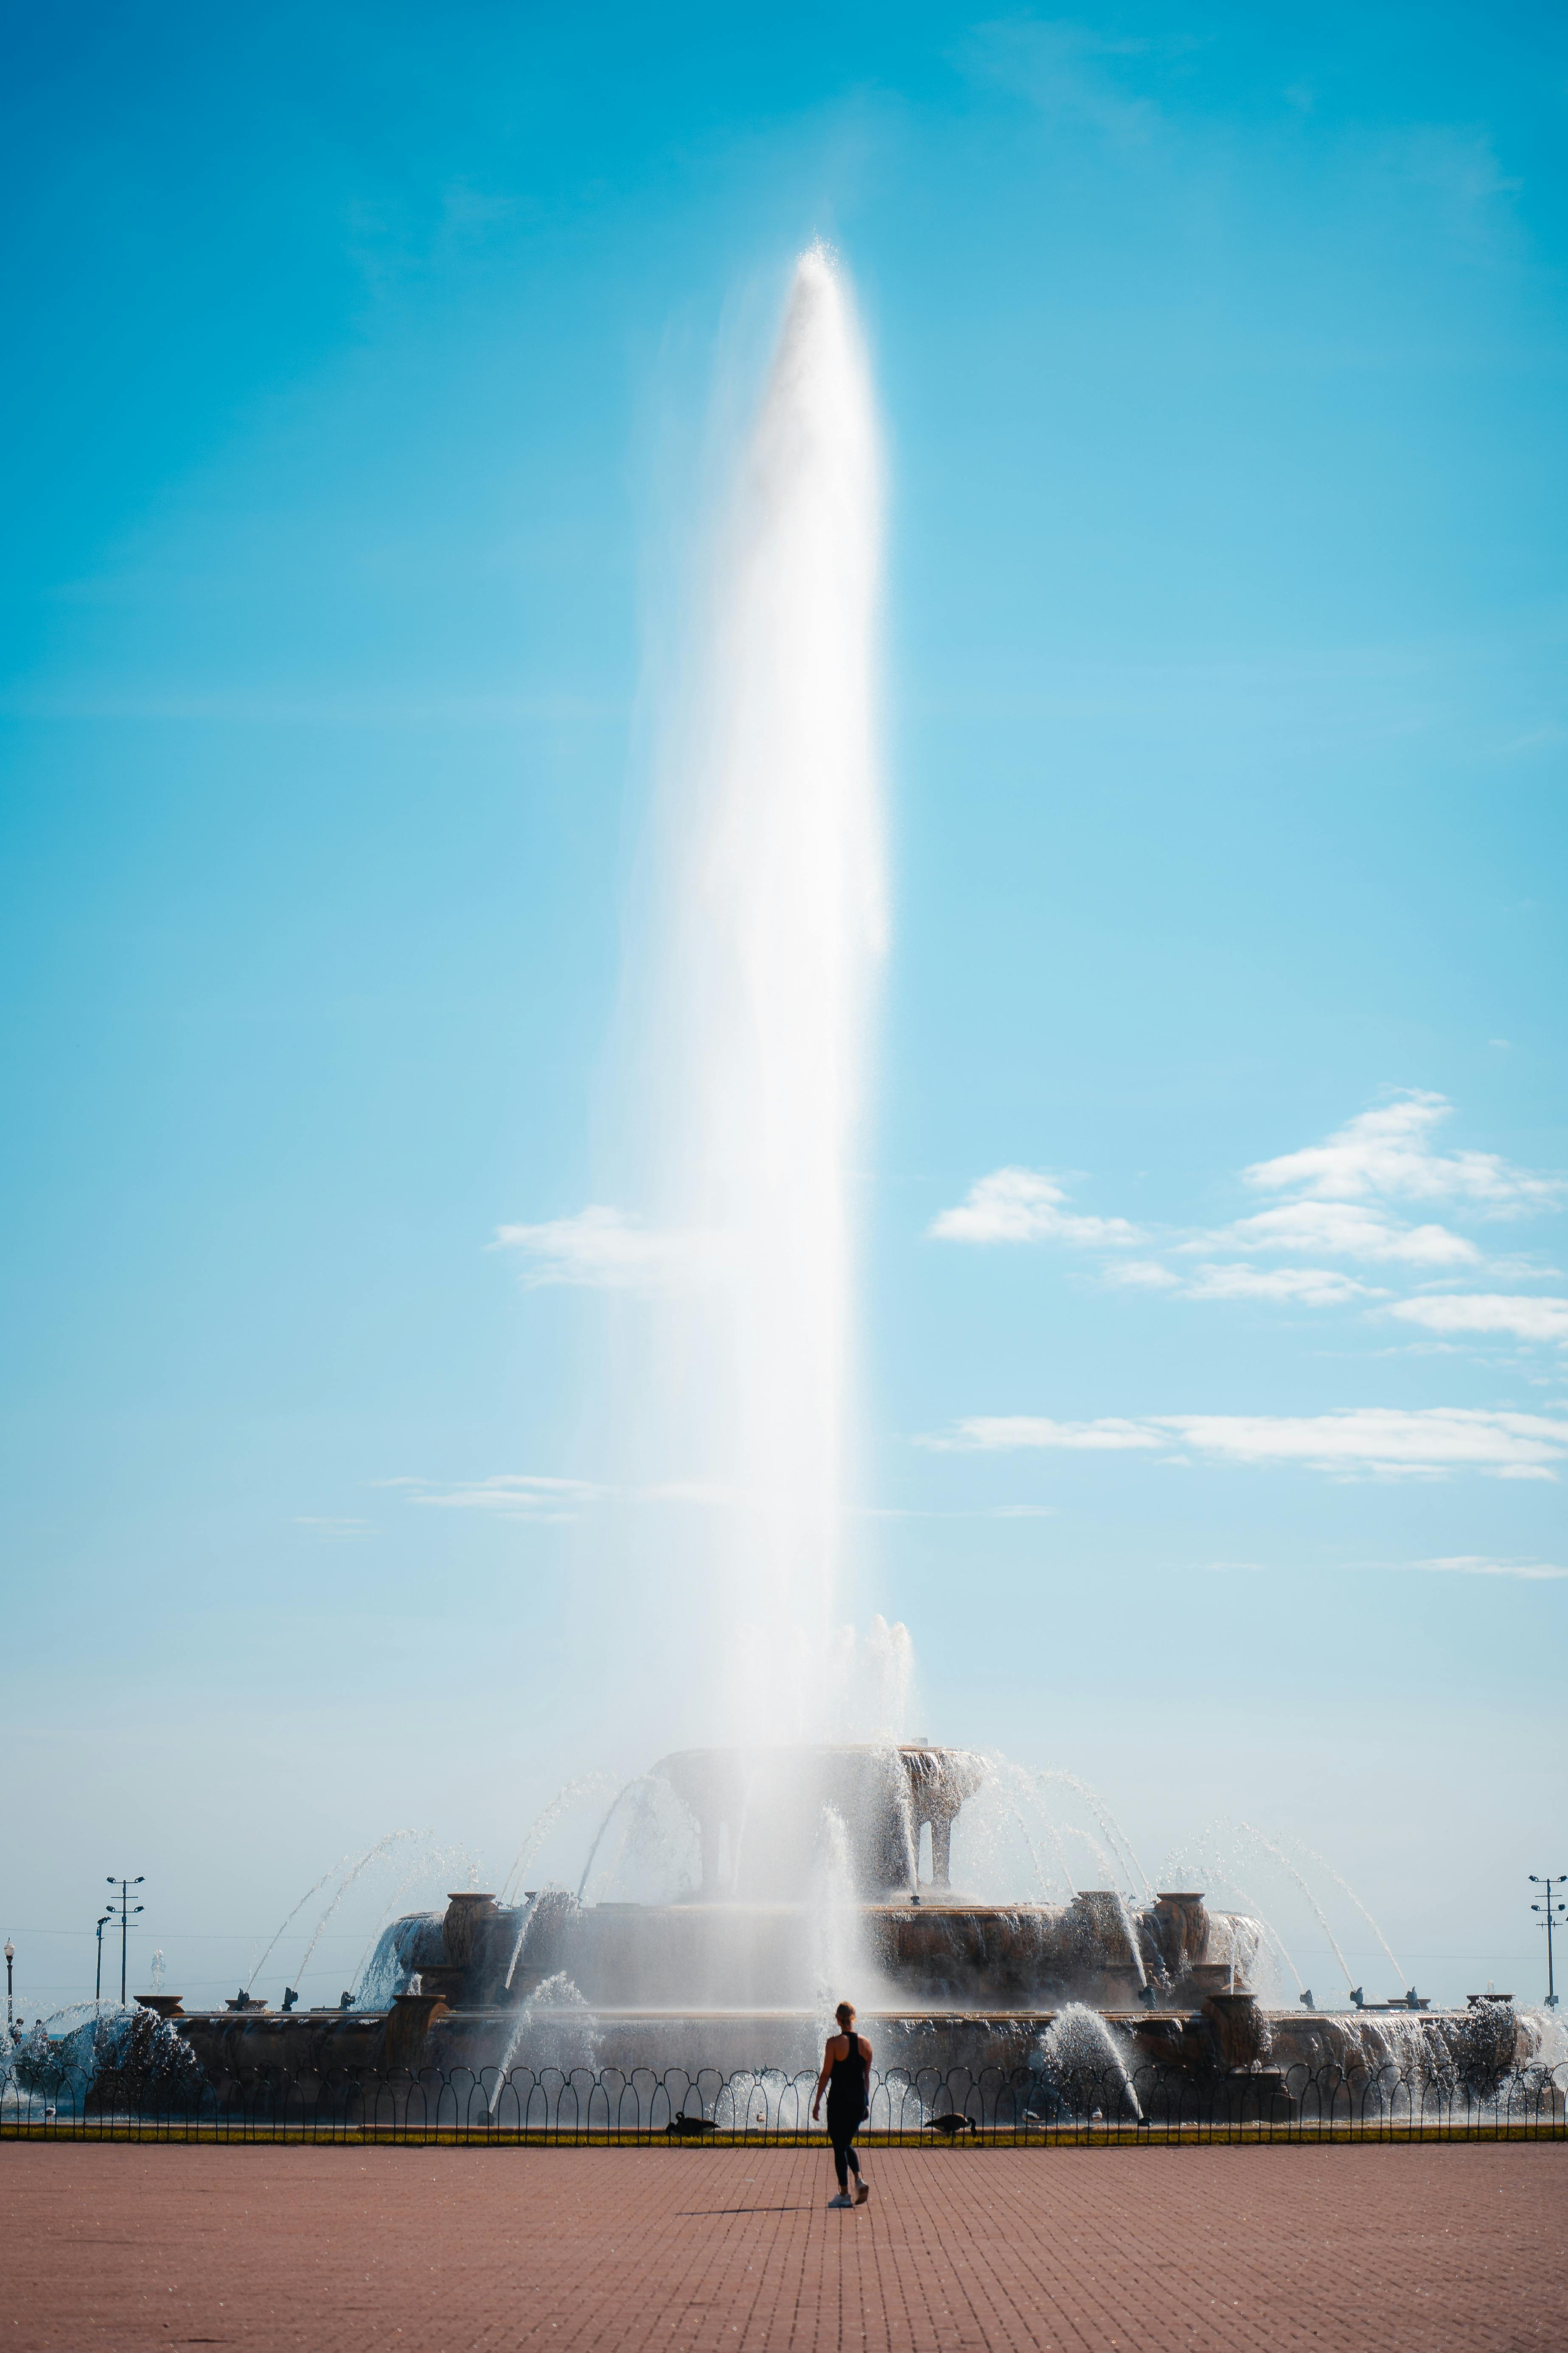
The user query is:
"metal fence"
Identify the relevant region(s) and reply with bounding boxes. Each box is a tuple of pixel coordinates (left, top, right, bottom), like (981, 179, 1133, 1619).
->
(3, 2058, 1564, 2145)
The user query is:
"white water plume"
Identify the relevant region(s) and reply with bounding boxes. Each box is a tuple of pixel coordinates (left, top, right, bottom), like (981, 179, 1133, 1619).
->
(606, 241, 885, 1727)
(489, 1971, 599, 2098)
(1041, 2004, 1142, 2121)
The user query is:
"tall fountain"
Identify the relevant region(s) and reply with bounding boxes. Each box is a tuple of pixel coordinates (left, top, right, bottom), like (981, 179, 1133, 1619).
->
(102, 250, 1548, 2125)
(604, 238, 885, 1723)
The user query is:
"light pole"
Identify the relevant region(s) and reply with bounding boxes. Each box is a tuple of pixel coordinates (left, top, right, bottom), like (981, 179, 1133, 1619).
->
(107, 1877, 144, 2007)
(1530, 1873, 1567, 2009)
(94, 1911, 113, 2006)
(4, 1938, 12, 2031)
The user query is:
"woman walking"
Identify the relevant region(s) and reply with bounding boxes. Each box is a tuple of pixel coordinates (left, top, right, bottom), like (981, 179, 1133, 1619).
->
(812, 2001, 872, 2207)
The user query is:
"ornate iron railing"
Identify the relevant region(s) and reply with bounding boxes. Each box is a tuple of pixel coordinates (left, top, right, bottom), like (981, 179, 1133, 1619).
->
(3, 2057, 1564, 2144)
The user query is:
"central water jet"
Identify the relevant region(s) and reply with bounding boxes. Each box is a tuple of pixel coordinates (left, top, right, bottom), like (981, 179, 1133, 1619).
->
(618, 242, 885, 1726)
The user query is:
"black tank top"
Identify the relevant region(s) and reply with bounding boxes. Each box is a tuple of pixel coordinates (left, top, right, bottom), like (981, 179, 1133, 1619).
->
(828, 2029, 866, 2116)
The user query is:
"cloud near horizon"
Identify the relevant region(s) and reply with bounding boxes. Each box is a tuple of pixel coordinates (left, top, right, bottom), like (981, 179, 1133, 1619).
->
(919, 1406, 1568, 1479)
(1410, 1555, 1568, 1581)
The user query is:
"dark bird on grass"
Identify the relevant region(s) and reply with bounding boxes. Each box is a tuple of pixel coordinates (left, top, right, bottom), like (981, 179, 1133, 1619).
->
(665, 2112, 717, 2137)
(923, 2113, 977, 2137)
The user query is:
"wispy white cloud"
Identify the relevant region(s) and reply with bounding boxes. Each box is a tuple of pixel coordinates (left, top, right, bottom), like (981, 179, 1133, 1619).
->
(1204, 1199, 1478, 1266)
(408, 1474, 600, 1520)
(493, 1205, 721, 1290)
(922, 1416, 1164, 1454)
(1102, 1258, 1180, 1289)
(1410, 1555, 1568, 1582)
(1183, 1263, 1378, 1306)
(928, 1167, 1143, 1247)
(920, 1407, 1568, 1480)
(1389, 1293, 1568, 1344)
(1244, 1090, 1560, 1213)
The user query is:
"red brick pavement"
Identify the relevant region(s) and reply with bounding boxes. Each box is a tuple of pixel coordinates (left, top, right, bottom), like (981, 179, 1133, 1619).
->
(4, 2142, 1565, 2353)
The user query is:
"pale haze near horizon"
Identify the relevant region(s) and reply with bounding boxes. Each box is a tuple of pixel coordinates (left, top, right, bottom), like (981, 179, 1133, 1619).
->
(1, 1, 1565, 2016)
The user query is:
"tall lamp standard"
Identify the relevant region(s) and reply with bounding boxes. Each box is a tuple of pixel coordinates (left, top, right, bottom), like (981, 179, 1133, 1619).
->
(94, 1911, 114, 2007)
(4, 1938, 12, 2031)
(107, 1877, 144, 2007)
(1530, 1874, 1567, 2010)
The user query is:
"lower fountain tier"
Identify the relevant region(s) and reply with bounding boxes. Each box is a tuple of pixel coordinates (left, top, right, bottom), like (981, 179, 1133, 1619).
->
(159, 1996, 1530, 2101)
(423, 1887, 1245, 2012)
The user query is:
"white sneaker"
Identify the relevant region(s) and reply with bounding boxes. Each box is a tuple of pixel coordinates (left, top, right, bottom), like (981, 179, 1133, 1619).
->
(827, 2191, 853, 2208)
(854, 2180, 870, 2204)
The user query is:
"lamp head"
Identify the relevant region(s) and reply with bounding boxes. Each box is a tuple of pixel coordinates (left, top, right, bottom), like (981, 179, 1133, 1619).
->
(3, 1940, 11, 1962)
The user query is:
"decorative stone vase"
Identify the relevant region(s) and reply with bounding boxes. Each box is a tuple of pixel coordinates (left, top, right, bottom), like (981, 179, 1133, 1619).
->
(441, 1893, 499, 1969)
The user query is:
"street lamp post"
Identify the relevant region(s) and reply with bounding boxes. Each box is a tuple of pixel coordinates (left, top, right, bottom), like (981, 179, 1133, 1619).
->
(107, 1877, 144, 2008)
(4, 1938, 12, 2031)
(94, 1911, 113, 2006)
(1530, 1874, 1567, 2009)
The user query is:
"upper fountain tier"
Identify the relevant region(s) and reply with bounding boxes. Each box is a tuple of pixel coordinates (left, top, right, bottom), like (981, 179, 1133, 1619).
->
(651, 1743, 987, 1902)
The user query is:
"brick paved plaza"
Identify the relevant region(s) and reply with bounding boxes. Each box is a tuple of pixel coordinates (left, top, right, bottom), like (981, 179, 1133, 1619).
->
(6, 2141, 1565, 2353)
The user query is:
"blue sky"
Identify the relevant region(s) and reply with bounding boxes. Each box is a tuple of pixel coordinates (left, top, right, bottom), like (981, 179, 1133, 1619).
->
(3, 1, 1565, 2013)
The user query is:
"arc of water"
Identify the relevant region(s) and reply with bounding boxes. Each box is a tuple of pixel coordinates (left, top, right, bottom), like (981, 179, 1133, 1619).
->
(1024, 1808, 1075, 1900)
(1038, 1771, 1153, 1902)
(1233, 1819, 1356, 1994)
(576, 1779, 656, 1904)
(501, 1892, 543, 1996)
(1287, 1837, 1405, 1986)
(1059, 1822, 1129, 1895)
(984, 1758, 1075, 1899)
(246, 1854, 353, 1994)
(348, 1842, 474, 2002)
(499, 1773, 619, 1909)
(292, 1829, 430, 1988)
(1111, 1892, 1149, 1992)
(1198, 1861, 1303, 1995)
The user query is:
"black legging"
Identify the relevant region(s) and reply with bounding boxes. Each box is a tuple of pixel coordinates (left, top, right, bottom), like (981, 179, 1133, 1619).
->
(828, 2109, 862, 2189)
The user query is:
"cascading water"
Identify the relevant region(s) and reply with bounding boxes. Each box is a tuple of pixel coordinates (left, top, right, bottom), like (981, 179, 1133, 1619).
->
(611, 241, 885, 1729)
